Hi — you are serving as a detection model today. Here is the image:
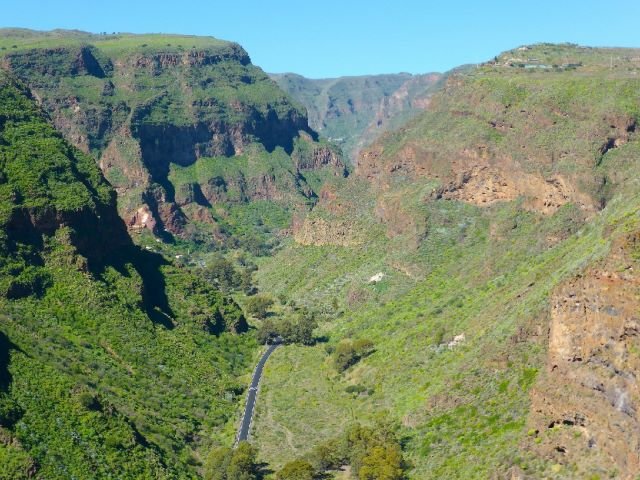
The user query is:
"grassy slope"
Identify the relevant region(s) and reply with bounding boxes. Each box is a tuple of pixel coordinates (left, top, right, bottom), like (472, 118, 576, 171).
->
(252, 45, 640, 478)
(0, 72, 258, 479)
(0, 29, 229, 55)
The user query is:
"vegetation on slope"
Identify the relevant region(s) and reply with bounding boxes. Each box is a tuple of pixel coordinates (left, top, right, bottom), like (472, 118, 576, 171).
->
(0, 72, 256, 478)
(250, 44, 640, 479)
(2, 36, 640, 479)
(0, 29, 344, 249)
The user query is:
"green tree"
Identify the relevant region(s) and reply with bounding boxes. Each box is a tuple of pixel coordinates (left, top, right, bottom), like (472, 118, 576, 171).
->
(333, 340, 356, 372)
(333, 338, 375, 372)
(279, 318, 295, 343)
(256, 318, 279, 344)
(308, 437, 345, 471)
(358, 445, 403, 480)
(277, 311, 317, 346)
(244, 294, 274, 319)
(203, 442, 259, 480)
(204, 446, 232, 480)
(204, 255, 240, 292)
(276, 459, 315, 480)
(227, 442, 259, 480)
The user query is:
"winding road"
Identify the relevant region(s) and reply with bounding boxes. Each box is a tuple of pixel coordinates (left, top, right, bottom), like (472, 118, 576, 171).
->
(234, 340, 281, 446)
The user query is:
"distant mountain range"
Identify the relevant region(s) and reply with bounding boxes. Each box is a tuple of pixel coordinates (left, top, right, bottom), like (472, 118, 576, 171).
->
(270, 72, 443, 162)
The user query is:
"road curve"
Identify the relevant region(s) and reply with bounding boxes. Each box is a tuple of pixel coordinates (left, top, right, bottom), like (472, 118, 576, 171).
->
(234, 341, 281, 446)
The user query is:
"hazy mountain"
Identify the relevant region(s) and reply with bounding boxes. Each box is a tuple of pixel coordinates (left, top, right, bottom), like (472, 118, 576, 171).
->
(271, 72, 443, 162)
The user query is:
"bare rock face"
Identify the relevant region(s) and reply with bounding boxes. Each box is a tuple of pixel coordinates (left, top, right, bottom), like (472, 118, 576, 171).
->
(432, 164, 594, 215)
(359, 143, 597, 216)
(355, 68, 640, 222)
(127, 205, 156, 232)
(294, 144, 346, 175)
(527, 232, 640, 478)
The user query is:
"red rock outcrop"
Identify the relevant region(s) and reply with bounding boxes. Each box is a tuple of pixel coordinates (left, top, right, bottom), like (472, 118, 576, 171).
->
(527, 232, 640, 478)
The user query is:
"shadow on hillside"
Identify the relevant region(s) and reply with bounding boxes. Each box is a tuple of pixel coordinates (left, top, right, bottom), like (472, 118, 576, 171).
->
(256, 462, 273, 479)
(92, 246, 176, 330)
(0, 330, 19, 392)
(131, 248, 176, 329)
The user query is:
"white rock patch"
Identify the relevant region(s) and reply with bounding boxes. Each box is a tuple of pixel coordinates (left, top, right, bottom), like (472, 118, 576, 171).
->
(447, 333, 465, 349)
(369, 272, 385, 283)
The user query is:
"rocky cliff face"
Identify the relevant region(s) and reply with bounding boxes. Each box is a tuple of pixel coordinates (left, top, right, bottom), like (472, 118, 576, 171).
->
(526, 231, 640, 478)
(0, 30, 343, 240)
(356, 51, 640, 219)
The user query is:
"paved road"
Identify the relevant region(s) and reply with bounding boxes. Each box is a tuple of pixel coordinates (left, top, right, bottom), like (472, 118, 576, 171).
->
(235, 341, 281, 445)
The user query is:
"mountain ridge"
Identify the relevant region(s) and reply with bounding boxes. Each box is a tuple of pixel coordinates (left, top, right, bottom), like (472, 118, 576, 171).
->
(0, 29, 344, 250)
(270, 71, 443, 162)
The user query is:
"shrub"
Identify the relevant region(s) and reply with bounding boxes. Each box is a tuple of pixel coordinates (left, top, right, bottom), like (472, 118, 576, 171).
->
(244, 294, 274, 319)
(203, 255, 240, 292)
(358, 444, 404, 480)
(298, 421, 405, 479)
(281, 313, 317, 346)
(333, 338, 375, 372)
(256, 318, 279, 344)
(345, 384, 367, 395)
(204, 442, 259, 480)
(276, 459, 315, 480)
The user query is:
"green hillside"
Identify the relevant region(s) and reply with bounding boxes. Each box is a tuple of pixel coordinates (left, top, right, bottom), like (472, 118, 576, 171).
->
(2, 33, 640, 480)
(251, 44, 640, 479)
(0, 71, 256, 479)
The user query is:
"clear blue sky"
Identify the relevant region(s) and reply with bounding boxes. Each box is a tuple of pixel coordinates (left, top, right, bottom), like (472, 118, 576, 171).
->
(3, 0, 639, 78)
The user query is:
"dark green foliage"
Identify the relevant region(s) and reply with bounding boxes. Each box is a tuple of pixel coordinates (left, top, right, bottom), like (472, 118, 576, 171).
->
(333, 338, 375, 372)
(302, 422, 405, 479)
(280, 312, 317, 346)
(0, 72, 121, 298)
(204, 255, 241, 292)
(255, 310, 318, 346)
(344, 423, 404, 480)
(256, 318, 280, 345)
(276, 459, 315, 480)
(0, 440, 34, 480)
(204, 442, 260, 480)
(203, 254, 255, 294)
(244, 294, 274, 319)
(307, 437, 344, 471)
(0, 73, 255, 477)
(345, 384, 372, 396)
